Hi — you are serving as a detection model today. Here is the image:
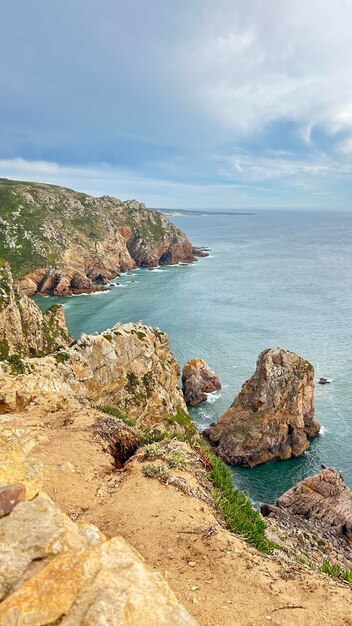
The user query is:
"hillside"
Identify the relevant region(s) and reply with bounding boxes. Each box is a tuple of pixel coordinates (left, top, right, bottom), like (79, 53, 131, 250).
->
(0, 178, 196, 295)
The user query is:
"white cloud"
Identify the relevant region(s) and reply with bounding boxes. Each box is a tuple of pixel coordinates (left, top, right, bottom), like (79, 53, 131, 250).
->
(171, 0, 352, 142)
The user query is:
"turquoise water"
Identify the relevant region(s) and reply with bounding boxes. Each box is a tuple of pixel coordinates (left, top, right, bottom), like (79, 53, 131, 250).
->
(35, 210, 352, 504)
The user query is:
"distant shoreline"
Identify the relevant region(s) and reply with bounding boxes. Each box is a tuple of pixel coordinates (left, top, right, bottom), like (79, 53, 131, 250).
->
(154, 208, 257, 216)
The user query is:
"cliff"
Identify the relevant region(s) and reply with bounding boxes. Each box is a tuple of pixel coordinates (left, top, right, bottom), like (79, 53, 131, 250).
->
(0, 178, 196, 295)
(204, 348, 320, 466)
(0, 263, 192, 435)
(0, 259, 71, 358)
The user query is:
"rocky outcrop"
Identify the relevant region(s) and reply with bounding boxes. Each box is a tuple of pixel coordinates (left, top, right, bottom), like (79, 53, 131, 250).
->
(182, 358, 221, 405)
(0, 178, 196, 295)
(276, 467, 352, 536)
(0, 262, 193, 434)
(203, 348, 320, 467)
(0, 321, 194, 435)
(0, 260, 71, 358)
(0, 438, 197, 625)
(263, 468, 352, 569)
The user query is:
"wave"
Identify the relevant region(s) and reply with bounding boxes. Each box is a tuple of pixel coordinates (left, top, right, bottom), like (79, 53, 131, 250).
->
(205, 389, 222, 404)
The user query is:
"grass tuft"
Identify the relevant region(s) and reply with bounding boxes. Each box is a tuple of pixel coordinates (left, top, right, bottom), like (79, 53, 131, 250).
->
(97, 405, 136, 428)
(321, 559, 352, 584)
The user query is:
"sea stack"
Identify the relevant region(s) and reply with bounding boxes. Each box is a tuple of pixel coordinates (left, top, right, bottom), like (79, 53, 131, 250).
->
(203, 348, 320, 467)
(182, 358, 221, 405)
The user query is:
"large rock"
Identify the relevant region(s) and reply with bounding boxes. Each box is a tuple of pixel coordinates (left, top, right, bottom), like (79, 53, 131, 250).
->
(182, 358, 221, 405)
(0, 457, 198, 625)
(203, 348, 320, 466)
(276, 467, 352, 537)
(263, 468, 352, 569)
(0, 261, 71, 358)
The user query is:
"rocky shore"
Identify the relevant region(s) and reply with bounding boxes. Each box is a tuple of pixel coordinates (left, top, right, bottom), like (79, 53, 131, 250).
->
(0, 178, 198, 296)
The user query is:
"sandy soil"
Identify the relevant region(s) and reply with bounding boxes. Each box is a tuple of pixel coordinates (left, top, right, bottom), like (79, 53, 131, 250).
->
(2, 408, 352, 626)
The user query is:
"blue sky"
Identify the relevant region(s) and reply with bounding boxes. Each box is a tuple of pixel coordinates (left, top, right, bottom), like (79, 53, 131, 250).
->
(2, 0, 352, 209)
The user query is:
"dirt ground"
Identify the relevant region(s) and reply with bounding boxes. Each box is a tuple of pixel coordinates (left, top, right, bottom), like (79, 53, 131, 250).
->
(3, 408, 352, 626)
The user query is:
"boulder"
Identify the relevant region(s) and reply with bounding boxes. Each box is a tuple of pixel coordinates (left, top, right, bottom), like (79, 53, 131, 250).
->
(203, 348, 320, 466)
(0, 491, 197, 625)
(182, 358, 221, 405)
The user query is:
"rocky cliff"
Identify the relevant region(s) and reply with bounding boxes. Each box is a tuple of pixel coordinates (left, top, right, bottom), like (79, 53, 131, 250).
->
(0, 262, 192, 435)
(263, 468, 352, 571)
(0, 259, 71, 358)
(203, 348, 320, 466)
(0, 178, 196, 295)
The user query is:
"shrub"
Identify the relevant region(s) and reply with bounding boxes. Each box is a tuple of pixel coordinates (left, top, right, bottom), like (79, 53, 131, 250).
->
(97, 405, 136, 428)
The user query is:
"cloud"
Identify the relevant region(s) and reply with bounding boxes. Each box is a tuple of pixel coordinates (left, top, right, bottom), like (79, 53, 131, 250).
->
(2, 1, 352, 208)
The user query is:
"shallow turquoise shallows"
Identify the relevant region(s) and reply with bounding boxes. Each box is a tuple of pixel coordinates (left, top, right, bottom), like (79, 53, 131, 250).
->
(35, 210, 352, 505)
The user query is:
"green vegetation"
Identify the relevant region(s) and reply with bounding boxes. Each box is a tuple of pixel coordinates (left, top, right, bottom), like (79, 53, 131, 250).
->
(54, 351, 70, 363)
(321, 559, 352, 583)
(126, 371, 139, 391)
(0, 178, 185, 279)
(0, 339, 9, 361)
(142, 463, 171, 481)
(8, 354, 27, 375)
(196, 439, 274, 554)
(97, 404, 136, 428)
(166, 407, 197, 437)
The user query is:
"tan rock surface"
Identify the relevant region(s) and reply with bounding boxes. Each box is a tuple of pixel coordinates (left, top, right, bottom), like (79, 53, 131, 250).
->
(0, 261, 71, 358)
(0, 322, 191, 433)
(204, 347, 320, 466)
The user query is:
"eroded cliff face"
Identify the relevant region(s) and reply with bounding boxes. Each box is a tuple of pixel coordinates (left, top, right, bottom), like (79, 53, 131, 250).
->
(0, 433, 198, 626)
(0, 322, 191, 432)
(0, 178, 195, 295)
(203, 348, 320, 467)
(263, 468, 352, 570)
(0, 260, 71, 358)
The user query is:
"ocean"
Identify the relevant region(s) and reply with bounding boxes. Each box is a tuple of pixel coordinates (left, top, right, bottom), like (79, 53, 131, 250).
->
(35, 209, 352, 505)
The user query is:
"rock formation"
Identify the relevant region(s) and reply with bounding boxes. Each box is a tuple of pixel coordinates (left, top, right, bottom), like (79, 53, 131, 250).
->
(0, 436, 197, 625)
(0, 178, 197, 295)
(263, 468, 352, 569)
(203, 348, 320, 466)
(0, 322, 193, 433)
(182, 358, 221, 405)
(0, 262, 194, 435)
(0, 260, 71, 358)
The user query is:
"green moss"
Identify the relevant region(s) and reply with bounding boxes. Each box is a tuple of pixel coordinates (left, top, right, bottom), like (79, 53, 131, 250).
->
(8, 354, 27, 375)
(104, 334, 113, 341)
(0, 339, 9, 361)
(54, 351, 70, 363)
(126, 371, 139, 392)
(167, 407, 197, 436)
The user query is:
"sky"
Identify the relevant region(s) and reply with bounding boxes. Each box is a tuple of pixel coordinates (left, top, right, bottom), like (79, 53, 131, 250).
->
(1, 0, 352, 209)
